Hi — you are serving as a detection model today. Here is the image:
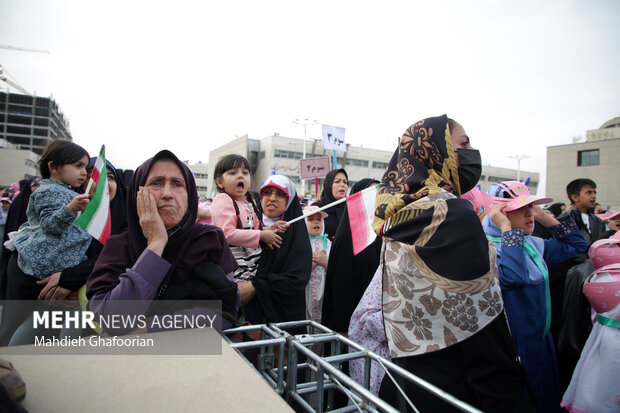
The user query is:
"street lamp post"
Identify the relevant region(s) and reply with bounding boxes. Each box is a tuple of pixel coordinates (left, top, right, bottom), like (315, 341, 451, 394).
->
(509, 154, 530, 182)
(292, 118, 318, 197)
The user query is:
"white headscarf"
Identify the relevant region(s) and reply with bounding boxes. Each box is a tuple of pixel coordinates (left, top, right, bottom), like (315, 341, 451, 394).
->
(260, 175, 296, 227)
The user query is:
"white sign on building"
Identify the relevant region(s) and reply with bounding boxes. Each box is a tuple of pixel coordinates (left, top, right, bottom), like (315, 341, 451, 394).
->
(322, 124, 346, 152)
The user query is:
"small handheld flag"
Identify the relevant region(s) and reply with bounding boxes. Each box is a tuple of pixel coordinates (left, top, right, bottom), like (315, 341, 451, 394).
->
(347, 184, 379, 255)
(75, 145, 111, 244)
(288, 184, 380, 256)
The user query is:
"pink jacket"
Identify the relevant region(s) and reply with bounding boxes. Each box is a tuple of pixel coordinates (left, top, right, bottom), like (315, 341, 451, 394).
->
(211, 193, 261, 248)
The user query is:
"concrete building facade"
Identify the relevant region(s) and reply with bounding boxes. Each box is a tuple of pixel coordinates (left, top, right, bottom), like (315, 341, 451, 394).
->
(479, 165, 540, 195)
(0, 91, 72, 187)
(206, 134, 393, 199)
(0, 91, 72, 154)
(546, 117, 620, 210)
(187, 161, 210, 199)
(0, 142, 40, 187)
(205, 134, 538, 201)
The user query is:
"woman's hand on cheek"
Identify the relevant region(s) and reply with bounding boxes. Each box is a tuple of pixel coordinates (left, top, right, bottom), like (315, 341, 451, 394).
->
(137, 186, 168, 256)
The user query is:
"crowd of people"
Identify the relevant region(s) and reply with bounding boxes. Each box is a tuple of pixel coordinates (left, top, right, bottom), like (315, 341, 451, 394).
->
(0, 115, 618, 412)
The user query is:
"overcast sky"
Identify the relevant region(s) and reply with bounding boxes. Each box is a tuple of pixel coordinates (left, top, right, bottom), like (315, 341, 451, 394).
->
(2, 0, 619, 195)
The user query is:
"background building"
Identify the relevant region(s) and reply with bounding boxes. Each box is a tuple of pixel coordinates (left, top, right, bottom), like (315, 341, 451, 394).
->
(0, 141, 40, 187)
(187, 161, 210, 199)
(206, 134, 539, 201)
(479, 165, 540, 195)
(546, 117, 620, 209)
(1, 91, 72, 154)
(0, 91, 72, 186)
(207, 134, 393, 199)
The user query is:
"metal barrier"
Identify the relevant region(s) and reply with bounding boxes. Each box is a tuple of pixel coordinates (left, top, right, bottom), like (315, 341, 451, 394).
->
(223, 320, 483, 413)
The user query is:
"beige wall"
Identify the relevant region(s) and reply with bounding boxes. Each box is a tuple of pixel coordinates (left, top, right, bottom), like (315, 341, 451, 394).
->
(586, 118, 620, 142)
(254, 135, 393, 198)
(188, 161, 210, 199)
(0, 147, 40, 187)
(546, 138, 620, 209)
(586, 128, 620, 142)
(207, 134, 393, 198)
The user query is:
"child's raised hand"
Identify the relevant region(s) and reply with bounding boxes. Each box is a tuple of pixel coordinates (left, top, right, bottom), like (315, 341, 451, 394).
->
(490, 203, 512, 233)
(260, 229, 282, 250)
(532, 204, 560, 228)
(66, 193, 90, 214)
(268, 220, 289, 234)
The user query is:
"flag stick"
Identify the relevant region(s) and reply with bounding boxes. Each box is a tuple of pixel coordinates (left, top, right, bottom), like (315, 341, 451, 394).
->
(76, 178, 95, 218)
(287, 196, 347, 225)
(84, 178, 94, 197)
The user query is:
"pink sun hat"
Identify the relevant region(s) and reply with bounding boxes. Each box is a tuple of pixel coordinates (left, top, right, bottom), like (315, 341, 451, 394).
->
(486, 181, 553, 212)
(596, 210, 620, 221)
(462, 186, 493, 221)
(303, 205, 328, 219)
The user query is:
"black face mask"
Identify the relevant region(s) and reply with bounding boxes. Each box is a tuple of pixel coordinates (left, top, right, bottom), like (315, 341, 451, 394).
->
(456, 148, 482, 194)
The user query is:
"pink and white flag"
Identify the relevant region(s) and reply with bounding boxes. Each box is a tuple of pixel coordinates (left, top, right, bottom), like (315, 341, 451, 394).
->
(347, 184, 379, 255)
(75, 145, 111, 244)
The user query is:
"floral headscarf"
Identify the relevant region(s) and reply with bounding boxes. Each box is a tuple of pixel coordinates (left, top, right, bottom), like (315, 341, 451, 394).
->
(374, 114, 460, 236)
(373, 115, 504, 358)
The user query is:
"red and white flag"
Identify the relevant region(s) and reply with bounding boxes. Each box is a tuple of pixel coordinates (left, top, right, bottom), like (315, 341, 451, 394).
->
(75, 145, 111, 244)
(347, 184, 379, 255)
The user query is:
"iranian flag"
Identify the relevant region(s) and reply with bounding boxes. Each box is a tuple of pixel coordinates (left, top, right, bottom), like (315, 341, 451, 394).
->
(347, 184, 379, 255)
(75, 145, 111, 244)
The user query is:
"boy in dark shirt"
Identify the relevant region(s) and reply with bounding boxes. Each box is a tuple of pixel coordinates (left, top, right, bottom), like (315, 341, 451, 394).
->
(560, 179, 606, 246)
(556, 178, 608, 391)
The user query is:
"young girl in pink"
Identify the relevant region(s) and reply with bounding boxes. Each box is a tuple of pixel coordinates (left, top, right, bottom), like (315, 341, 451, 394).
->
(211, 155, 283, 285)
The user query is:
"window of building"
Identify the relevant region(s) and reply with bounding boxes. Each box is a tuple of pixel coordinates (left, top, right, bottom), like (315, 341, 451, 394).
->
(345, 158, 369, 167)
(9, 94, 33, 105)
(196, 186, 208, 191)
(33, 128, 47, 137)
(34, 108, 49, 117)
(34, 118, 49, 127)
(274, 149, 302, 159)
(284, 174, 301, 183)
(7, 126, 30, 135)
(25, 159, 38, 169)
(488, 176, 505, 183)
(194, 173, 208, 179)
(372, 161, 388, 169)
(577, 149, 599, 166)
(7, 115, 31, 126)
